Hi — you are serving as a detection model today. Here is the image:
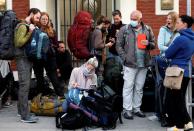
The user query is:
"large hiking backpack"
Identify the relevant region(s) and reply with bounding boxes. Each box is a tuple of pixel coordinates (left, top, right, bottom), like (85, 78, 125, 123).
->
(67, 11, 93, 59)
(0, 10, 19, 60)
(25, 28, 51, 61)
(30, 94, 66, 116)
(81, 84, 123, 129)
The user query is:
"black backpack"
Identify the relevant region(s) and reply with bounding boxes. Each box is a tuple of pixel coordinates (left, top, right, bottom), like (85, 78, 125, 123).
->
(104, 57, 123, 84)
(56, 109, 89, 130)
(0, 10, 19, 60)
(81, 84, 123, 129)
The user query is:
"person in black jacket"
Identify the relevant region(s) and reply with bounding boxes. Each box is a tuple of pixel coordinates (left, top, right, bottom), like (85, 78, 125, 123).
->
(106, 10, 125, 61)
(56, 41, 72, 84)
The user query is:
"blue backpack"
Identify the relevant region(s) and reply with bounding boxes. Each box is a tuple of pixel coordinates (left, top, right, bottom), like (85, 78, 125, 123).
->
(25, 29, 51, 60)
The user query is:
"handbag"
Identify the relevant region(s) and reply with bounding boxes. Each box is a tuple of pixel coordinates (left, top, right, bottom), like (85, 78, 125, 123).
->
(163, 66, 184, 90)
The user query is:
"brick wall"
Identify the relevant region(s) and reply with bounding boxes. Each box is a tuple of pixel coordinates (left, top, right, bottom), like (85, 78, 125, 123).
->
(137, 0, 194, 55)
(137, 0, 188, 39)
(13, 0, 29, 19)
(11, 0, 29, 71)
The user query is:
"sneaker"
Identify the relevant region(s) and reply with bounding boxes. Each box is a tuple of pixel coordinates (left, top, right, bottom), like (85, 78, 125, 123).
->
(123, 110, 133, 120)
(20, 116, 39, 123)
(134, 111, 146, 118)
(184, 122, 193, 131)
(148, 114, 159, 121)
(17, 113, 35, 117)
(3, 101, 12, 107)
(167, 126, 178, 131)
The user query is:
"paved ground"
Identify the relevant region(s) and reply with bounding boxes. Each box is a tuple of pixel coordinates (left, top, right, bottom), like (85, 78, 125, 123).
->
(0, 101, 166, 131)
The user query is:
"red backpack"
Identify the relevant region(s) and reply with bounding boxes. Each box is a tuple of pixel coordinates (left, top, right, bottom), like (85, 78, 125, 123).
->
(67, 11, 93, 59)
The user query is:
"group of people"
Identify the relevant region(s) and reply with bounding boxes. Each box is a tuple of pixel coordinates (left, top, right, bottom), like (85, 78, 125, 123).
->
(4, 6, 194, 131)
(74, 9, 194, 131)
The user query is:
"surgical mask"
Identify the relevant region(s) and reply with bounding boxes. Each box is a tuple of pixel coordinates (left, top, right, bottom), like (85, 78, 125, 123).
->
(130, 20, 138, 27)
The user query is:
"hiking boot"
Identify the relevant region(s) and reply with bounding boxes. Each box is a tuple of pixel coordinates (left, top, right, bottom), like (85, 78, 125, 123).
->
(123, 110, 133, 120)
(134, 111, 146, 118)
(20, 115, 39, 123)
(184, 122, 193, 131)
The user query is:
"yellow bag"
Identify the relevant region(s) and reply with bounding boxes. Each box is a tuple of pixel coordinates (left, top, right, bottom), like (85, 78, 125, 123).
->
(30, 94, 65, 116)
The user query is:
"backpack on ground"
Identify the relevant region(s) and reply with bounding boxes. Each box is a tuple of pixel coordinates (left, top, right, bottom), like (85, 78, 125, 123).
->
(56, 108, 89, 130)
(25, 28, 51, 61)
(80, 84, 123, 129)
(30, 94, 65, 116)
(104, 57, 123, 86)
(67, 11, 93, 59)
(0, 10, 19, 60)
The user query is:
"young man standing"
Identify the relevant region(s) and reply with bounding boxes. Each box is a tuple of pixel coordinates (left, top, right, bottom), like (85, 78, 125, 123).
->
(106, 10, 125, 62)
(14, 8, 41, 123)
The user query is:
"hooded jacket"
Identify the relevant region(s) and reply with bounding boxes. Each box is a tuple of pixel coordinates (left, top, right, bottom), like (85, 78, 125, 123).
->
(165, 28, 194, 77)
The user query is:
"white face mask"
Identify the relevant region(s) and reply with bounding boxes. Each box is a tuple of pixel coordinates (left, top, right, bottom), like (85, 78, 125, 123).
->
(130, 20, 138, 27)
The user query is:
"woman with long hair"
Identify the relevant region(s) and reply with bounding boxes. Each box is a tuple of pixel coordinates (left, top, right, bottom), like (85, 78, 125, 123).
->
(33, 12, 64, 97)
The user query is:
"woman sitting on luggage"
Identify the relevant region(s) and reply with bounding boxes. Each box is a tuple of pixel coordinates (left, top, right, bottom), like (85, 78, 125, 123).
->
(165, 15, 194, 131)
(67, 57, 98, 105)
(68, 57, 98, 90)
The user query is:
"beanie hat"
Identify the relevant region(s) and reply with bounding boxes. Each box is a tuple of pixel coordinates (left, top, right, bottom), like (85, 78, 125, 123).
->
(87, 57, 98, 68)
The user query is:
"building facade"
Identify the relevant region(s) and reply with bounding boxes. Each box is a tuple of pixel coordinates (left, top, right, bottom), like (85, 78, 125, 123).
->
(2, 0, 193, 47)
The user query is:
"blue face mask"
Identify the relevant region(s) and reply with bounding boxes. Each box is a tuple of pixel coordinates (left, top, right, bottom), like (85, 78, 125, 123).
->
(130, 20, 138, 27)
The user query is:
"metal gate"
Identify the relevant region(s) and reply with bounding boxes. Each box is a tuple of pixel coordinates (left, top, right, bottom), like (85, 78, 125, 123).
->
(54, 0, 116, 67)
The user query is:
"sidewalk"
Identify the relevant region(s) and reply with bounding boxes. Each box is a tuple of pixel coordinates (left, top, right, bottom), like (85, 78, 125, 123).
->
(0, 101, 165, 131)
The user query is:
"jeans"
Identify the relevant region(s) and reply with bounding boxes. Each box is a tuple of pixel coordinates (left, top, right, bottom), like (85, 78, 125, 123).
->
(16, 56, 32, 119)
(122, 66, 147, 112)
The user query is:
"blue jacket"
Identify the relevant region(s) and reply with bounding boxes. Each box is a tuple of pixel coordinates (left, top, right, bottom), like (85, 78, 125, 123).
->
(165, 28, 194, 77)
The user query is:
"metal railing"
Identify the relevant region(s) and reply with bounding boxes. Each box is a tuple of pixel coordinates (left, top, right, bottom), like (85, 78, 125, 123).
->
(54, 0, 116, 67)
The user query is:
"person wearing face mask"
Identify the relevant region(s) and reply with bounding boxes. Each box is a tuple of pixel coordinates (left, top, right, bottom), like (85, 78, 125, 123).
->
(59, 57, 98, 111)
(68, 57, 98, 90)
(116, 10, 155, 120)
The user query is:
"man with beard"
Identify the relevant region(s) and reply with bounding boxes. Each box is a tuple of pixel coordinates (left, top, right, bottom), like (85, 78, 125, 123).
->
(14, 8, 41, 123)
(106, 10, 125, 63)
(89, 15, 113, 76)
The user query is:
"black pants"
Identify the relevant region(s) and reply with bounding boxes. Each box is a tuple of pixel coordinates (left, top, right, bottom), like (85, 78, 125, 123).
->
(166, 77, 191, 128)
(33, 57, 64, 97)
